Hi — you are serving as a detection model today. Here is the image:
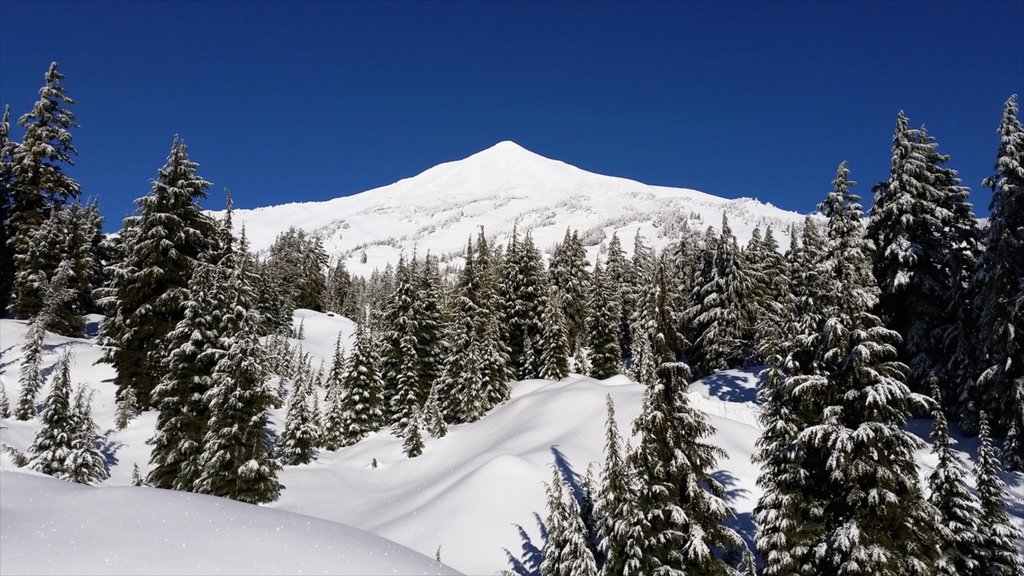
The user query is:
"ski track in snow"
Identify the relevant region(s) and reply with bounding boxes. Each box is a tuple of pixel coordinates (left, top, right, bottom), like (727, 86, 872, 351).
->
(2, 311, 1021, 575)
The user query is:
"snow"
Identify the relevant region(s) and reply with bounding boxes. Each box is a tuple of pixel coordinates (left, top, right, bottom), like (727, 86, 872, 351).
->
(1, 311, 1022, 574)
(212, 141, 809, 276)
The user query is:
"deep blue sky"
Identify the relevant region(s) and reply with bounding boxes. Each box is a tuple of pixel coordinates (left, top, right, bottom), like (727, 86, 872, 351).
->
(1, 1, 1022, 232)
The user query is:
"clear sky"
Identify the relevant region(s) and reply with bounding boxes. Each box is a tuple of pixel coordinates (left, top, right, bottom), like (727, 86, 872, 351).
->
(1, 1, 1022, 232)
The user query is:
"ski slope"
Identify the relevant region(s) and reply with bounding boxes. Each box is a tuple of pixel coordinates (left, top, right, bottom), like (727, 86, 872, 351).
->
(1, 312, 1021, 575)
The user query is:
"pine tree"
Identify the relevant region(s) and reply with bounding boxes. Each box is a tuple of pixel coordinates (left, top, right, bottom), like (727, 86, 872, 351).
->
(339, 317, 386, 445)
(926, 381, 984, 576)
(438, 240, 488, 423)
(64, 385, 108, 485)
(629, 363, 745, 574)
(549, 229, 592, 355)
(974, 412, 1024, 576)
(501, 230, 547, 378)
(146, 262, 227, 491)
(8, 63, 80, 320)
(972, 95, 1024, 468)
(541, 466, 570, 576)
(588, 261, 622, 379)
(0, 105, 17, 314)
(596, 395, 645, 576)
(474, 230, 514, 408)
(14, 308, 46, 420)
(98, 136, 218, 409)
(26, 351, 75, 479)
(194, 299, 280, 504)
(414, 254, 447, 397)
(113, 385, 136, 430)
(540, 287, 570, 380)
(319, 336, 348, 451)
(561, 480, 599, 576)
(278, 376, 319, 465)
(869, 112, 981, 395)
(0, 380, 10, 419)
(604, 232, 633, 362)
(402, 406, 426, 458)
(382, 256, 422, 428)
(423, 382, 447, 438)
(131, 463, 145, 486)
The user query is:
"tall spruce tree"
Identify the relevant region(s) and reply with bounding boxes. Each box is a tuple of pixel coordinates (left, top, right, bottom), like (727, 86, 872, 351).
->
(926, 381, 984, 576)
(278, 376, 319, 465)
(588, 260, 622, 380)
(194, 284, 280, 504)
(474, 230, 514, 406)
(974, 412, 1024, 576)
(629, 363, 745, 574)
(604, 232, 633, 362)
(8, 63, 80, 320)
(595, 395, 645, 576)
(26, 351, 75, 479)
(540, 287, 570, 380)
(65, 385, 108, 485)
(0, 380, 10, 419)
(501, 230, 547, 378)
(438, 240, 488, 422)
(14, 305, 46, 420)
(869, 112, 980, 395)
(0, 105, 16, 314)
(98, 137, 218, 409)
(339, 317, 386, 445)
(549, 229, 592, 355)
(972, 95, 1024, 469)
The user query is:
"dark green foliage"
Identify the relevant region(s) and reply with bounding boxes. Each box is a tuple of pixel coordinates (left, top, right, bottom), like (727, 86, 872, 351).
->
(0, 106, 16, 314)
(540, 287, 570, 380)
(588, 260, 622, 380)
(65, 385, 108, 485)
(26, 351, 76, 478)
(595, 395, 644, 576)
(339, 318, 386, 445)
(97, 137, 218, 409)
(629, 362, 745, 574)
(549, 229, 592, 355)
(14, 310, 46, 420)
(264, 226, 329, 314)
(278, 376, 319, 465)
(501, 230, 547, 379)
(974, 412, 1024, 575)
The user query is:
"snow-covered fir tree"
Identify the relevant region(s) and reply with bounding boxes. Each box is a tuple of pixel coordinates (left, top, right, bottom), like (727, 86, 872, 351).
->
(595, 395, 645, 576)
(146, 262, 229, 491)
(972, 95, 1024, 469)
(559, 478, 599, 576)
(629, 363, 745, 574)
(413, 254, 447, 399)
(97, 136, 219, 410)
(319, 336, 348, 451)
(130, 463, 145, 487)
(113, 383, 136, 431)
(604, 232, 634, 362)
(474, 231, 515, 407)
(501, 229, 548, 379)
(926, 381, 984, 576)
(869, 112, 981, 396)
(64, 385, 108, 485)
(422, 382, 447, 439)
(548, 229, 592, 355)
(402, 405, 426, 458)
(14, 304, 47, 420)
(973, 412, 1024, 576)
(588, 260, 622, 380)
(194, 286, 280, 504)
(263, 227, 329, 320)
(0, 105, 16, 314)
(540, 287, 570, 381)
(26, 351, 75, 479)
(278, 376, 319, 465)
(339, 316, 386, 445)
(0, 380, 10, 419)
(7, 62, 80, 320)
(438, 239, 488, 423)
(541, 466, 570, 576)
(382, 256, 423, 430)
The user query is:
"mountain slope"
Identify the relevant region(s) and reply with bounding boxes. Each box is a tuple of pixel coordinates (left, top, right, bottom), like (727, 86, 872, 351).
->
(224, 141, 808, 275)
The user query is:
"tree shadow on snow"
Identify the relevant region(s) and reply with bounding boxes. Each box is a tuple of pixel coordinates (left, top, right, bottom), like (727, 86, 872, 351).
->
(99, 430, 124, 476)
(702, 370, 761, 404)
(711, 469, 757, 562)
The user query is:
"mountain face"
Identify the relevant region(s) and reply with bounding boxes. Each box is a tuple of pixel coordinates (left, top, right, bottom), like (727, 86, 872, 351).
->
(226, 141, 808, 275)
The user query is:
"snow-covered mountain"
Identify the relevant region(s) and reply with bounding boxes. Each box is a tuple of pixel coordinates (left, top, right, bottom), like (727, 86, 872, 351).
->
(225, 141, 808, 275)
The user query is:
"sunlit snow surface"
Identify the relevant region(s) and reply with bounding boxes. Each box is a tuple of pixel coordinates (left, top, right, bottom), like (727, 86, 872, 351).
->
(1, 311, 1021, 574)
(215, 141, 809, 276)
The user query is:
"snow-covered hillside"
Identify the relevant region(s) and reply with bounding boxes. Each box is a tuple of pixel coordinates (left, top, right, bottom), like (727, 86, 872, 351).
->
(1, 312, 1021, 574)
(220, 142, 808, 276)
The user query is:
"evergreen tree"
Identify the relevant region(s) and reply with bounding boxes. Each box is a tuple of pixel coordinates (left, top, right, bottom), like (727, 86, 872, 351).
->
(402, 405, 426, 458)
(869, 112, 981, 395)
(926, 381, 984, 576)
(604, 232, 633, 362)
(588, 261, 622, 379)
(629, 363, 745, 574)
(113, 385, 136, 431)
(131, 463, 145, 486)
(319, 336, 348, 451)
(65, 385, 108, 485)
(501, 230, 547, 378)
(474, 230, 514, 407)
(14, 307, 47, 420)
(278, 376, 319, 465)
(98, 137, 218, 409)
(195, 299, 280, 504)
(596, 395, 645, 576)
(541, 466, 570, 576)
(146, 263, 227, 490)
(423, 382, 447, 438)
(0, 380, 10, 419)
(0, 105, 16, 314)
(414, 254, 447, 397)
(8, 63, 79, 319)
(340, 318, 386, 445)
(540, 287, 570, 380)
(381, 256, 421, 427)
(438, 241, 487, 423)
(264, 227, 328, 315)
(972, 95, 1024, 468)
(26, 351, 75, 479)
(560, 480, 600, 576)
(549, 229, 592, 355)
(974, 412, 1024, 576)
